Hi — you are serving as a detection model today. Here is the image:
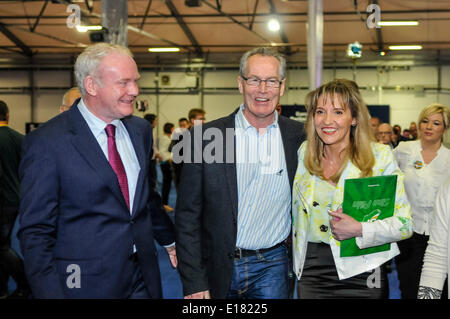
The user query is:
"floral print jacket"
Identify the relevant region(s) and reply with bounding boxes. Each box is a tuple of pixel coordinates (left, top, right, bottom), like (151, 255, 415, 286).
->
(292, 141, 412, 280)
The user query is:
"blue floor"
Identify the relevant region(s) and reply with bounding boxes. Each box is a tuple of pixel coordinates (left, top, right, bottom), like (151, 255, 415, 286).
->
(9, 164, 401, 299)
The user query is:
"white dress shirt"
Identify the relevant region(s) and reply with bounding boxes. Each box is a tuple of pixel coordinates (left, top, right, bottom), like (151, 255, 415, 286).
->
(235, 104, 291, 250)
(77, 99, 141, 213)
(394, 140, 450, 235)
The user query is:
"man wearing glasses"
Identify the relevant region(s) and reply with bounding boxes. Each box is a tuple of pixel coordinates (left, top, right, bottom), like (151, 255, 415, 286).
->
(175, 47, 305, 299)
(377, 123, 395, 148)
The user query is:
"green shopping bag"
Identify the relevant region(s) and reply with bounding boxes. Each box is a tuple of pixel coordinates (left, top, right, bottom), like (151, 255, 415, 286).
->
(340, 175, 397, 257)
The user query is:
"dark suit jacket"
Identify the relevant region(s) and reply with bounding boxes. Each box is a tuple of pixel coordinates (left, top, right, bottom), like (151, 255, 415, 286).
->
(175, 108, 305, 298)
(18, 104, 175, 298)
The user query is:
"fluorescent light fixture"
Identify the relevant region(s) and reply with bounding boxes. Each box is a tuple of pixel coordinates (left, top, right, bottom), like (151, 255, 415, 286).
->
(268, 18, 280, 32)
(378, 21, 419, 26)
(388, 45, 423, 50)
(76, 25, 103, 32)
(148, 47, 180, 53)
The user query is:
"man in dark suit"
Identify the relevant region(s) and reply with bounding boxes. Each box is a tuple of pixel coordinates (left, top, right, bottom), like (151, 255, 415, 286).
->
(0, 101, 30, 299)
(175, 47, 305, 299)
(18, 43, 176, 299)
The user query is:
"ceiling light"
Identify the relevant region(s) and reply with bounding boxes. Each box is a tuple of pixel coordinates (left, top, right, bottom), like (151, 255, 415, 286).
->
(378, 21, 419, 26)
(148, 47, 181, 53)
(76, 25, 103, 32)
(388, 45, 423, 50)
(268, 18, 280, 32)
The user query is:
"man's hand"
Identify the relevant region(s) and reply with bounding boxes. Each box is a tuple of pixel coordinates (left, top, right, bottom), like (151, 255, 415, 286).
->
(185, 290, 211, 299)
(165, 245, 177, 268)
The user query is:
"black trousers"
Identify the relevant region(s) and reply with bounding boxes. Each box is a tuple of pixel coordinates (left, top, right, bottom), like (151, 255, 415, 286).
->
(128, 253, 150, 299)
(396, 232, 448, 299)
(160, 162, 173, 205)
(297, 242, 389, 299)
(0, 206, 29, 295)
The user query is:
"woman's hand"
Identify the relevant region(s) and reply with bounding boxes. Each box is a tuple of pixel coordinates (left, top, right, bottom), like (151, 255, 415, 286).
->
(328, 208, 362, 241)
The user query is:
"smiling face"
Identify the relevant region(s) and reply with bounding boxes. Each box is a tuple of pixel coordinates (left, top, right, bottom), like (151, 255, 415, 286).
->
(238, 54, 285, 128)
(419, 112, 446, 144)
(85, 53, 140, 123)
(313, 94, 357, 152)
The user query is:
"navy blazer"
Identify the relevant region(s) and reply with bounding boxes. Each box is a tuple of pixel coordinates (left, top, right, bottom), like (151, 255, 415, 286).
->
(18, 104, 175, 298)
(175, 108, 306, 298)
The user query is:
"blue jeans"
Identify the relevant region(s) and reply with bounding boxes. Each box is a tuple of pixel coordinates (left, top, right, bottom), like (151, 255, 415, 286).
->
(227, 245, 289, 299)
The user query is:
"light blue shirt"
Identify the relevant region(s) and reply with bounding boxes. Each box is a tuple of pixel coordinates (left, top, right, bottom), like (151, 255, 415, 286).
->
(77, 99, 140, 213)
(235, 104, 291, 250)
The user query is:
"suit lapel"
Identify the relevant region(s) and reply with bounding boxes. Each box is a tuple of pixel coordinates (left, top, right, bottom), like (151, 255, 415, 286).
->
(278, 117, 299, 189)
(67, 106, 127, 209)
(221, 112, 239, 219)
(121, 117, 146, 217)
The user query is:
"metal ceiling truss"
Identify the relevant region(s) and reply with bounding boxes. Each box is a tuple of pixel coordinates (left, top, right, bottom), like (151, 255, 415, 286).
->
(165, 0, 203, 56)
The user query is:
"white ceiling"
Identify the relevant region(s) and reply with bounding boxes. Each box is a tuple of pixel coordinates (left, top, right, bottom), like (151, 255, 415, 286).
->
(0, 0, 450, 67)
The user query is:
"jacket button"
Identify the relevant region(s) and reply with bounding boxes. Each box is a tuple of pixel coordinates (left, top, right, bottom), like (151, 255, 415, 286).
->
(320, 225, 328, 232)
(130, 220, 135, 225)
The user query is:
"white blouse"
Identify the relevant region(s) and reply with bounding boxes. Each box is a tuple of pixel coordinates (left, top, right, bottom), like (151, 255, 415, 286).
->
(394, 140, 450, 235)
(419, 179, 450, 297)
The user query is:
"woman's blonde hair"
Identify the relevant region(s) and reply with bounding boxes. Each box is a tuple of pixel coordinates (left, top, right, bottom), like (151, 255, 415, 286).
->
(418, 103, 450, 140)
(304, 79, 375, 183)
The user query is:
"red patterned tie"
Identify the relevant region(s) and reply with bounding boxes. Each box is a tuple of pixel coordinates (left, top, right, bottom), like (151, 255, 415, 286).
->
(105, 124, 130, 210)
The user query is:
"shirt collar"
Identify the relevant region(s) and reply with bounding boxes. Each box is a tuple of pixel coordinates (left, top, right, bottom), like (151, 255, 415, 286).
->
(77, 99, 120, 138)
(235, 103, 279, 131)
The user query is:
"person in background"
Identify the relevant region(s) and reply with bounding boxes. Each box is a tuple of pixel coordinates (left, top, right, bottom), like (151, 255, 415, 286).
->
(0, 101, 30, 299)
(159, 122, 175, 207)
(402, 129, 412, 140)
(377, 123, 395, 149)
(175, 47, 305, 299)
(188, 108, 206, 126)
(171, 109, 206, 191)
(409, 121, 418, 140)
(144, 113, 162, 190)
(418, 179, 450, 299)
(370, 116, 380, 139)
(178, 117, 190, 130)
(394, 103, 450, 299)
(392, 124, 404, 147)
(18, 43, 176, 299)
(292, 79, 412, 299)
(60, 87, 81, 113)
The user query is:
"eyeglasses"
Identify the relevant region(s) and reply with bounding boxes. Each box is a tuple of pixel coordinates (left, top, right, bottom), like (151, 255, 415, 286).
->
(241, 75, 282, 88)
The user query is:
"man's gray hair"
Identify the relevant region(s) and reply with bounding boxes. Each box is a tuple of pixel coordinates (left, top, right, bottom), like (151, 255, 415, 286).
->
(239, 47, 287, 80)
(74, 43, 134, 96)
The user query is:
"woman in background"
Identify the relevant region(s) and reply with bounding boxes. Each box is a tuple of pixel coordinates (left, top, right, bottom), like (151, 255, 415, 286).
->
(292, 79, 412, 298)
(418, 179, 450, 299)
(394, 103, 450, 299)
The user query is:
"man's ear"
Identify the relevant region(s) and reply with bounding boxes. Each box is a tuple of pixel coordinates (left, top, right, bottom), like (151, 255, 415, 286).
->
(238, 75, 244, 94)
(279, 78, 286, 97)
(84, 75, 98, 96)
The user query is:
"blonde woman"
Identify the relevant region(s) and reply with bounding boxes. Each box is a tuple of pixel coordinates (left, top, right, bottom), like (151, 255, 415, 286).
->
(292, 79, 412, 298)
(394, 104, 450, 299)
